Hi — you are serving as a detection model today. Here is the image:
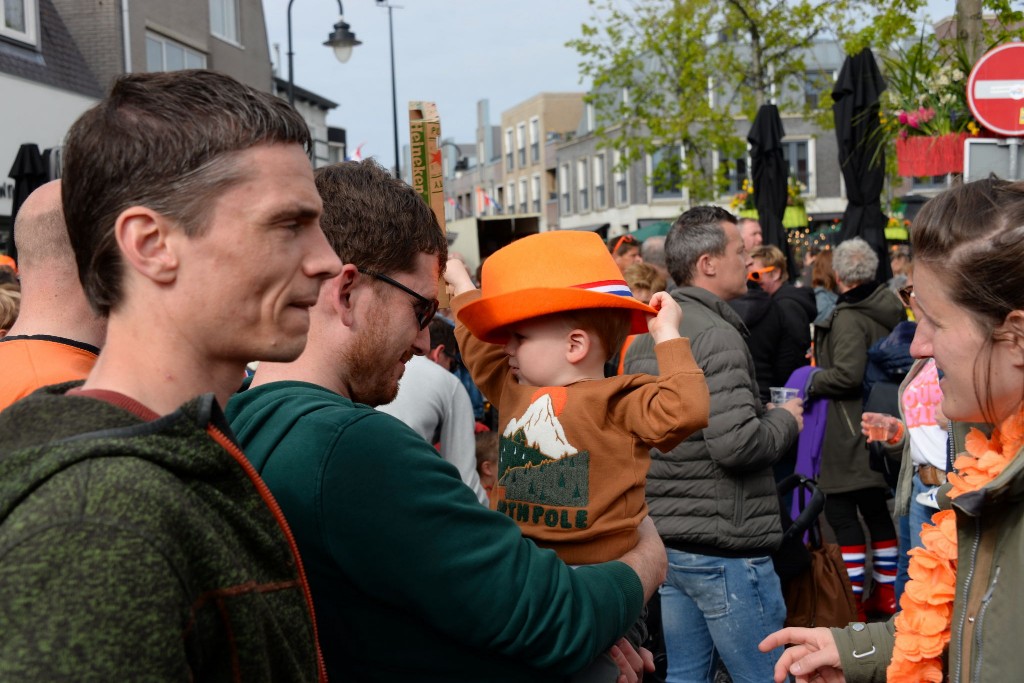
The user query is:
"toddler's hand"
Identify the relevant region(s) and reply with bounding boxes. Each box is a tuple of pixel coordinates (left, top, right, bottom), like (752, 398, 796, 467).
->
(443, 258, 476, 296)
(647, 292, 682, 344)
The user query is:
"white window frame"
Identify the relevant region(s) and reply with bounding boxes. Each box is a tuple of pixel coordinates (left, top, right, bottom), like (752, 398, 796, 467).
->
(559, 164, 571, 215)
(715, 148, 751, 196)
(505, 128, 514, 170)
(210, 0, 240, 44)
(781, 137, 817, 197)
(517, 123, 527, 167)
(577, 158, 589, 212)
(507, 183, 516, 215)
(613, 149, 628, 206)
(649, 144, 684, 201)
(0, 0, 38, 46)
(519, 178, 528, 214)
(529, 117, 540, 164)
(593, 154, 606, 209)
(531, 174, 541, 213)
(146, 31, 208, 72)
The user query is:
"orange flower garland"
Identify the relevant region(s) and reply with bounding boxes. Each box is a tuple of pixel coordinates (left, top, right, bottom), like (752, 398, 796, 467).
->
(887, 410, 1024, 682)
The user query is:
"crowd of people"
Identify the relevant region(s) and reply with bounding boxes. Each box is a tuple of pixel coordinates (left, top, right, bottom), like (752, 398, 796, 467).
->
(1, 68, 1022, 683)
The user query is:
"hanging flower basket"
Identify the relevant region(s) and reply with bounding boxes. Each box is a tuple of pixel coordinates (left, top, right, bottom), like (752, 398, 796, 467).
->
(783, 206, 808, 229)
(732, 207, 807, 229)
(895, 132, 970, 177)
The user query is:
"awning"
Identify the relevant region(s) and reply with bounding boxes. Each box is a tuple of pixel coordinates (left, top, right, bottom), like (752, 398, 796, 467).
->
(562, 223, 610, 233)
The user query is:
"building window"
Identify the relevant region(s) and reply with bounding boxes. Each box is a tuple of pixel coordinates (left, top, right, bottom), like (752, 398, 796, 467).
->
(146, 31, 207, 72)
(577, 158, 589, 212)
(585, 103, 595, 133)
(507, 183, 516, 215)
(519, 178, 528, 214)
(517, 123, 527, 167)
(559, 164, 571, 215)
(593, 154, 606, 209)
(531, 175, 541, 213)
(911, 174, 949, 189)
(721, 153, 749, 194)
(1, 0, 38, 45)
(781, 140, 810, 190)
(210, 0, 239, 43)
(804, 69, 834, 110)
(651, 145, 683, 199)
(529, 117, 540, 164)
(505, 129, 514, 171)
(613, 150, 628, 205)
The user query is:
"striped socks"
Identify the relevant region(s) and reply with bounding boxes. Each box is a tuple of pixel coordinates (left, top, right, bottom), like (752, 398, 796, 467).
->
(871, 538, 898, 586)
(841, 544, 866, 597)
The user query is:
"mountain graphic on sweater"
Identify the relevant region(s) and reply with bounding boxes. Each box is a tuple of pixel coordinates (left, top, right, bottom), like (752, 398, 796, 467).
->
(502, 392, 578, 459)
(498, 389, 589, 507)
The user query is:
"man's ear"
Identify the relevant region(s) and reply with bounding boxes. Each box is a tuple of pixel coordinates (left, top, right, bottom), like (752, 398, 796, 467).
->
(115, 207, 178, 284)
(333, 264, 360, 325)
(566, 328, 592, 365)
(480, 460, 496, 477)
(427, 344, 446, 364)
(696, 252, 715, 278)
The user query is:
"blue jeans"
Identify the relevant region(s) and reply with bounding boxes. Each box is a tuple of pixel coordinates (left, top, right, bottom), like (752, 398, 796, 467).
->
(895, 473, 934, 602)
(660, 549, 786, 683)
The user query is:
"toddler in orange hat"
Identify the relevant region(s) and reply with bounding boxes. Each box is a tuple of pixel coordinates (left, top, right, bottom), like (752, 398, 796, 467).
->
(445, 230, 711, 682)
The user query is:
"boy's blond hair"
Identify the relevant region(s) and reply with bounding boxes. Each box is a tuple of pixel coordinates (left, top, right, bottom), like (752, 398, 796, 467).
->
(0, 283, 22, 331)
(537, 308, 632, 362)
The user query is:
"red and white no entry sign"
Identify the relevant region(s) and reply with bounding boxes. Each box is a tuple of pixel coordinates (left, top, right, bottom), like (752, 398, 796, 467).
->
(968, 42, 1024, 137)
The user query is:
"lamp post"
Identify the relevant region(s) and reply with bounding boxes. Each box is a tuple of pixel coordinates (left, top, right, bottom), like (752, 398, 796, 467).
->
(287, 0, 362, 107)
(377, 0, 401, 179)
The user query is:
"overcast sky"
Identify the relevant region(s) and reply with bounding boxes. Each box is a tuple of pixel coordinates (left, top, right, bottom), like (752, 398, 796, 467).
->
(262, 0, 955, 172)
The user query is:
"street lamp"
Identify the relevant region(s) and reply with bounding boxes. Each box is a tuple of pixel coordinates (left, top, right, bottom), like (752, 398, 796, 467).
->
(287, 0, 362, 107)
(377, 0, 401, 179)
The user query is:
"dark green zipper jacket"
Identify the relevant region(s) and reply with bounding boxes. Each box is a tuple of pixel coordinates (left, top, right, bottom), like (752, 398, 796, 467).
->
(0, 383, 322, 681)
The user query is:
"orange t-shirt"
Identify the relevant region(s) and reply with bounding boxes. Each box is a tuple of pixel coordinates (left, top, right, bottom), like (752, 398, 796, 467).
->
(0, 336, 99, 411)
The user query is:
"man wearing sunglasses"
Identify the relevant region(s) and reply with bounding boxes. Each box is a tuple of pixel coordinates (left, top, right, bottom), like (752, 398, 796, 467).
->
(609, 232, 644, 273)
(226, 160, 666, 683)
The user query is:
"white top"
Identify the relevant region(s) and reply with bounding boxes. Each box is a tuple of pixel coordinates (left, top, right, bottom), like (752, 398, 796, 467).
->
(901, 358, 948, 470)
(378, 355, 489, 505)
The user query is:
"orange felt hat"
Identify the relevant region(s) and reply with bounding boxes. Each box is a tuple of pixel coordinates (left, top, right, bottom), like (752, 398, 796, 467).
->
(458, 230, 655, 344)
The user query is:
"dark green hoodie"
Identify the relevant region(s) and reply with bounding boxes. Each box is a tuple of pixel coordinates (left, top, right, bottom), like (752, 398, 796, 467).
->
(0, 383, 322, 681)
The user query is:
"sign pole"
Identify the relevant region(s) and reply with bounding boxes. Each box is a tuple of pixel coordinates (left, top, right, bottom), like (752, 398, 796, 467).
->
(408, 101, 450, 306)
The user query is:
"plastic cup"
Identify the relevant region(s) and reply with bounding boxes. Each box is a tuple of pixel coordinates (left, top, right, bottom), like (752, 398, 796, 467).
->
(770, 387, 799, 404)
(867, 415, 894, 442)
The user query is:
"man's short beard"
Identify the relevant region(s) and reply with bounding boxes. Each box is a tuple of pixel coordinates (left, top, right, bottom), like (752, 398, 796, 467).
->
(341, 306, 404, 407)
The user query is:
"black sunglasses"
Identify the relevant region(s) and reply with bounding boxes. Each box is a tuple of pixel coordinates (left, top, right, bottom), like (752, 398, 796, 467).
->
(898, 284, 915, 309)
(358, 268, 439, 330)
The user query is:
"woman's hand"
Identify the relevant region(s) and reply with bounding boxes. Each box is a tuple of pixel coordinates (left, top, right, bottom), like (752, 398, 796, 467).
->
(759, 627, 845, 683)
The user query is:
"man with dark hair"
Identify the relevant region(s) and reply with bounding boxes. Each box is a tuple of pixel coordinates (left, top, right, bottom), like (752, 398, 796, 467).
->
(378, 316, 488, 504)
(0, 180, 107, 410)
(0, 70, 340, 679)
(625, 205, 803, 682)
(227, 159, 667, 683)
